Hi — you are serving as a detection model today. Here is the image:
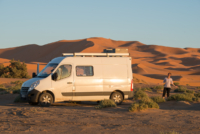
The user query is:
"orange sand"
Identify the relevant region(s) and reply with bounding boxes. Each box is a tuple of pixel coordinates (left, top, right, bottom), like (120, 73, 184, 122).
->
(0, 37, 200, 86)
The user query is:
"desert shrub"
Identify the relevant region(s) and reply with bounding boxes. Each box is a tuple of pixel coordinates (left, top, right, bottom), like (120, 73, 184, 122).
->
(133, 89, 148, 100)
(129, 97, 159, 112)
(95, 99, 117, 109)
(141, 87, 152, 92)
(11, 80, 23, 86)
(186, 90, 194, 94)
(154, 85, 164, 90)
(174, 86, 187, 92)
(186, 84, 190, 86)
(160, 131, 179, 134)
(173, 82, 179, 86)
(194, 92, 200, 98)
(196, 87, 200, 89)
(0, 84, 5, 90)
(0, 59, 30, 78)
(0, 81, 22, 94)
(167, 93, 195, 102)
(174, 86, 194, 93)
(151, 96, 165, 103)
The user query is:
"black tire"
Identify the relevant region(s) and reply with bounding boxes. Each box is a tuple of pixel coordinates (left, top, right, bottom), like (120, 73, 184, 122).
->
(111, 91, 123, 105)
(39, 92, 53, 107)
(28, 101, 39, 106)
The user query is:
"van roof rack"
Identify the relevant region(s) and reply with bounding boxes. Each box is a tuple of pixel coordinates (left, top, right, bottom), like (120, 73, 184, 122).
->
(62, 53, 129, 57)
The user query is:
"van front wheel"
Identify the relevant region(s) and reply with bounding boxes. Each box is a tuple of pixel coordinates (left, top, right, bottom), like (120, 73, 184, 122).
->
(111, 92, 123, 105)
(39, 92, 53, 107)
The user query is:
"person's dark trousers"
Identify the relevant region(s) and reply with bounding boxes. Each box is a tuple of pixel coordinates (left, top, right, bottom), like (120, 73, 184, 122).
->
(162, 87, 171, 97)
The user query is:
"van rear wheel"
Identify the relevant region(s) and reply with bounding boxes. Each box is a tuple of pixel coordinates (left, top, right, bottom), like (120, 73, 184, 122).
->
(39, 92, 53, 107)
(111, 92, 123, 105)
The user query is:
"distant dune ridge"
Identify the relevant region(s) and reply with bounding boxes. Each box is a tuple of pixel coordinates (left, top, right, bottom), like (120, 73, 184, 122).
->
(0, 37, 200, 86)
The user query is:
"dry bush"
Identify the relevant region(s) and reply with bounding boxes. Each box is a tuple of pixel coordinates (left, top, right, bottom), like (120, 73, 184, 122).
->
(173, 82, 179, 86)
(151, 96, 165, 103)
(174, 86, 194, 94)
(174, 86, 187, 92)
(167, 93, 195, 102)
(194, 92, 200, 98)
(0, 81, 23, 94)
(141, 87, 152, 92)
(154, 85, 164, 90)
(133, 89, 148, 100)
(129, 97, 159, 112)
(95, 99, 117, 109)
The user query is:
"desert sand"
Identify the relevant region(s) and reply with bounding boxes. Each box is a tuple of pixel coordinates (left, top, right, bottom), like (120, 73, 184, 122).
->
(0, 37, 200, 86)
(0, 87, 200, 134)
(0, 38, 200, 134)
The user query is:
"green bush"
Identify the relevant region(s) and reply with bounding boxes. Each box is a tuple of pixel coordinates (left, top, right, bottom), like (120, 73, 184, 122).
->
(174, 82, 179, 86)
(167, 93, 195, 102)
(133, 89, 148, 100)
(151, 96, 165, 103)
(0, 59, 30, 78)
(95, 99, 117, 109)
(129, 97, 159, 112)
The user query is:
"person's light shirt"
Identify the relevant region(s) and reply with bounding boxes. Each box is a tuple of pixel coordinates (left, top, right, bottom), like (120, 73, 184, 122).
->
(163, 77, 173, 88)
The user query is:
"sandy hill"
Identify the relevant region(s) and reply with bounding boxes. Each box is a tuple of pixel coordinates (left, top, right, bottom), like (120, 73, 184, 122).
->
(0, 37, 200, 86)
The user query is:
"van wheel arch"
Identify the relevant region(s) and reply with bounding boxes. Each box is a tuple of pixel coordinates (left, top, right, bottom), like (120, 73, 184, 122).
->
(110, 90, 124, 100)
(39, 90, 55, 103)
(110, 90, 124, 104)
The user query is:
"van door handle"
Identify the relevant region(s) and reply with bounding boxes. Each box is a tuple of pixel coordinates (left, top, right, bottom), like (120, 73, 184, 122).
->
(67, 82, 73, 84)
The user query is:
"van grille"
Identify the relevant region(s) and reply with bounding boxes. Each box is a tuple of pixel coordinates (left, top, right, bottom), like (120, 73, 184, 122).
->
(21, 87, 29, 95)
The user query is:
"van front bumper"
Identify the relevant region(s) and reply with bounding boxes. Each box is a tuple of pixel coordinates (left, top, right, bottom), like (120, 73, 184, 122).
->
(27, 89, 41, 103)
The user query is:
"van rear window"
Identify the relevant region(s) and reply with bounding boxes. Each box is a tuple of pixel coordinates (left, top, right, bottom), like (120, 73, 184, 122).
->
(76, 66, 93, 76)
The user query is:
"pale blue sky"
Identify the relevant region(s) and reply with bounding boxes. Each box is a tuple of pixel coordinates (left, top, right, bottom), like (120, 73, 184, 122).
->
(0, 0, 200, 48)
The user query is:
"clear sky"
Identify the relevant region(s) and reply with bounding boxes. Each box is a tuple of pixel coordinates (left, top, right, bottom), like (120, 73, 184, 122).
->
(0, 0, 200, 49)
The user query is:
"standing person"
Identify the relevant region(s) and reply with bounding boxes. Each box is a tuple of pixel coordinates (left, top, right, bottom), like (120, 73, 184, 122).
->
(162, 72, 177, 99)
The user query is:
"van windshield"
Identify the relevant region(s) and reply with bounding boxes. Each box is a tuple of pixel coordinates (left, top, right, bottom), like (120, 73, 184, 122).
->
(37, 63, 58, 78)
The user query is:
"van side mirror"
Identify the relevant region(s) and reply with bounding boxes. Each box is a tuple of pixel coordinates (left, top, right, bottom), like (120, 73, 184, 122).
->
(32, 72, 37, 78)
(52, 73, 58, 81)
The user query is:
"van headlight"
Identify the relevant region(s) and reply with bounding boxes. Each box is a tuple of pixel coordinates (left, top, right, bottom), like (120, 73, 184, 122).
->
(28, 80, 40, 92)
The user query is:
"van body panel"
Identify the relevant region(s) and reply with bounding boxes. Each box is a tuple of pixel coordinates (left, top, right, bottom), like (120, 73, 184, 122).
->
(73, 64, 103, 100)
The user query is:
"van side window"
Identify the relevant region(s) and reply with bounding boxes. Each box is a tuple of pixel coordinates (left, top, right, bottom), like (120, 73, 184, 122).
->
(55, 65, 72, 80)
(76, 66, 93, 76)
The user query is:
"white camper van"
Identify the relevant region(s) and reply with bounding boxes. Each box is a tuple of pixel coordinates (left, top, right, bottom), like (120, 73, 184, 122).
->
(20, 51, 134, 107)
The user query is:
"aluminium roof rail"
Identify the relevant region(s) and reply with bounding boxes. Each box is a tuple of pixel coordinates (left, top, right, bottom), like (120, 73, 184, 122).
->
(62, 53, 129, 57)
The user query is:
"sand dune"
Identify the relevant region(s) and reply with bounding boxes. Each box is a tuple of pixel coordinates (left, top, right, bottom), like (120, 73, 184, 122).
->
(0, 37, 200, 86)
